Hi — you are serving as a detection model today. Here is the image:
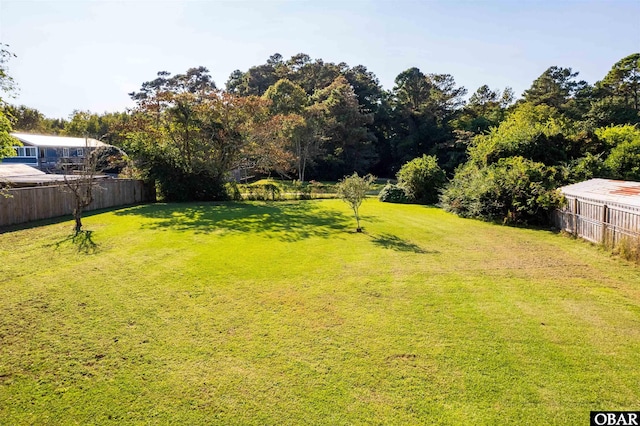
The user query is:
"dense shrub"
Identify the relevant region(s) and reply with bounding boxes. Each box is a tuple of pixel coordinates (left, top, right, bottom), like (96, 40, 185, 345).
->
(152, 164, 229, 202)
(441, 156, 563, 225)
(605, 140, 640, 181)
(396, 155, 446, 204)
(567, 153, 607, 182)
(143, 156, 229, 201)
(595, 124, 640, 152)
(378, 183, 409, 203)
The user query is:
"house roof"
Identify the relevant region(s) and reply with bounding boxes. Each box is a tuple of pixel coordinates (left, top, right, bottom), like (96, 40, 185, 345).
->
(559, 178, 640, 209)
(11, 133, 108, 148)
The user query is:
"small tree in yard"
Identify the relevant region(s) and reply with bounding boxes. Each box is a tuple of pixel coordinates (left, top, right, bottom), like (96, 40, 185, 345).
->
(336, 172, 375, 232)
(63, 145, 122, 234)
(63, 151, 99, 234)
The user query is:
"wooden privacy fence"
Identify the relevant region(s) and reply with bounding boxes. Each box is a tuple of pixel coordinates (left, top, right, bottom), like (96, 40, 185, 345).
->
(0, 179, 155, 227)
(554, 196, 640, 245)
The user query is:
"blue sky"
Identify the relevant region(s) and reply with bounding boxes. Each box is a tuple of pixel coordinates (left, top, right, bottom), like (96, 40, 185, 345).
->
(1, 0, 639, 119)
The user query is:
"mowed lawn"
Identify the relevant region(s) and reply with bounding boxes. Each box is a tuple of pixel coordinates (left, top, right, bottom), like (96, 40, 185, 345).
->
(1, 199, 639, 425)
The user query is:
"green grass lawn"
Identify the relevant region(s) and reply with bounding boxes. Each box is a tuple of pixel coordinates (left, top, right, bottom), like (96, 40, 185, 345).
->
(1, 199, 639, 424)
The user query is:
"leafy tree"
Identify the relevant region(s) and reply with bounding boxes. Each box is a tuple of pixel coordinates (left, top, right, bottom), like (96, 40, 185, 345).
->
(5, 105, 47, 133)
(584, 54, 640, 127)
(225, 54, 286, 96)
(597, 53, 640, 113)
(262, 79, 308, 115)
(0, 112, 16, 158)
(168, 66, 217, 94)
(292, 108, 325, 182)
(285, 54, 341, 95)
(336, 172, 375, 232)
(396, 154, 446, 204)
(64, 110, 105, 138)
(523, 66, 589, 111)
(127, 68, 263, 201)
(310, 76, 376, 179)
(244, 113, 297, 178)
(342, 64, 383, 115)
(0, 45, 18, 159)
(258, 79, 326, 181)
(389, 67, 466, 170)
(393, 67, 433, 112)
(454, 85, 514, 134)
(586, 97, 640, 128)
(225, 69, 245, 94)
(467, 102, 573, 166)
(6, 104, 68, 135)
(227, 54, 389, 179)
(428, 73, 467, 122)
(0, 45, 16, 101)
(597, 125, 640, 180)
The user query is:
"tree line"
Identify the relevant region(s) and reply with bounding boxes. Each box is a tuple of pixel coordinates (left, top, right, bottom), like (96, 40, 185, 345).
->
(2, 48, 639, 222)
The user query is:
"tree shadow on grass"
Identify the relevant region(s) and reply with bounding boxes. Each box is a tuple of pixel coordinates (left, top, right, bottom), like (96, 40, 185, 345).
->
(49, 230, 99, 254)
(114, 201, 353, 242)
(369, 233, 438, 254)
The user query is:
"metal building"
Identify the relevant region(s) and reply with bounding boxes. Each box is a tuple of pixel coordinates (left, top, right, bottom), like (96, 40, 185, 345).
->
(554, 178, 640, 245)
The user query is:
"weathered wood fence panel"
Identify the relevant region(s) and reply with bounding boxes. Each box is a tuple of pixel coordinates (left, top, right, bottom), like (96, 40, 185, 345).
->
(0, 179, 154, 227)
(554, 196, 640, 245)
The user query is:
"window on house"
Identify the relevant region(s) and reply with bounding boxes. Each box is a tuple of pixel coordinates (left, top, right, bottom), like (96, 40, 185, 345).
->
(63, 148, 70, 157)
(77, 148, 84, 157)
(13, 147, 36, 157)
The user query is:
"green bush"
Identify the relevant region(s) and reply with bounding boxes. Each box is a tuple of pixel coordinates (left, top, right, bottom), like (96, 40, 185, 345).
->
(568, 153, 607, 182)
(589, 125, 640, 181)
(378, 183, 409, 203)
(441, 156, 563, 225)
(149, 159, 229, 202)
(396, 155, 446, 204)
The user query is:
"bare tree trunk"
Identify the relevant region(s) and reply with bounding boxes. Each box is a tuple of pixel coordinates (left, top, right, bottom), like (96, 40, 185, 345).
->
(74, 210, 83, 234)
(353, 207, 362, 232)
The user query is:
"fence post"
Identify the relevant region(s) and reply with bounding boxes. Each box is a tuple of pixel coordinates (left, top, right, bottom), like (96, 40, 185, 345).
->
(573, 198, 579, 236)
(602, 204, 608, 245)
